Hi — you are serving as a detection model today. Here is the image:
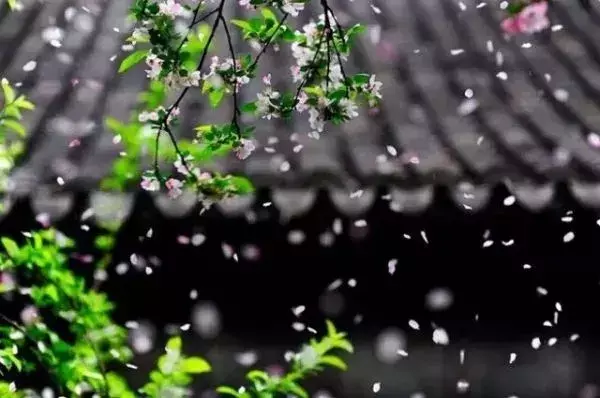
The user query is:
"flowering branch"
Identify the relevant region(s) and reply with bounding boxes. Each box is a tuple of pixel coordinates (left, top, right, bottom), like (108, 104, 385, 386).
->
(116, 0, 382, 205)
(219, 14, 242, 139)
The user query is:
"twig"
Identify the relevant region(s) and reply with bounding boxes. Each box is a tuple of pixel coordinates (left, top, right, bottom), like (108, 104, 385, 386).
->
(153, 0, 227, 184)
(320, 1, 350, 96)
(292, 28, 327, 107)
(175, 7, 219, 54)
(248, 13, 290, 70)
(219, 15, 242, 137)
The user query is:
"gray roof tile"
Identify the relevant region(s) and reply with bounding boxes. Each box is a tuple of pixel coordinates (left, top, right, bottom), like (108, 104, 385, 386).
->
(2, 0, 600, 214)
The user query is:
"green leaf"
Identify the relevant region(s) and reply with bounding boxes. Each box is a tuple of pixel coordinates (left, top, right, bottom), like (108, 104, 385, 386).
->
(229, 176, 254, 194)
(281, 27, 296, 41)
(319, 355, 347, 370)
(43, 284, 59, 302)
(325, 320, 337, 336)
(241, 102, 257, 113)
(1, 238, 19, 258)
(248, 18, 263, 32)
(230, 19, 253, 31)
(166, 336, 182, 352)
(333, 339, 354, 353)
(240, 54, 253, 69)
(303, 86, 323, 97)
(2, 119, 26, 136)
(105, 117, 124, 133)
(107, 372, 129, 394)
(261, 7, 277, 22)
(507, 1, 527, 14)
(216, 386, 240, 397)
(1, 79, 16, 104)
(194, 124, 212, 134)
(281, 381, 308, 398)
(352, 73, 370, 85)
(328, 88, 347, 102)
(15, 96, 34, 110)
(209, 89, 225, 108)
(95, 235, 115, 251)
(181, 357, 211, 374)
(246, 370, 269, 383)
(202, 79, 213, 94)
(118, 49, 149, 73)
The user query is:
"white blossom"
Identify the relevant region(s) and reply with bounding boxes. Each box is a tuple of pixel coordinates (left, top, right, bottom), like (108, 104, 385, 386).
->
(235, 138, 256, 160)
(282, 0, 305, 17)
(158, 0, 186, 19)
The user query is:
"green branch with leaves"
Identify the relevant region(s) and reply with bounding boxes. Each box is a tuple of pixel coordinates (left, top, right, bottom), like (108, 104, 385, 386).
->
(0, 230, 354, 396)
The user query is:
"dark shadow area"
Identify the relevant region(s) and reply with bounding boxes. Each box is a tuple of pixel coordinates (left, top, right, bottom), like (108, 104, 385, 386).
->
(2, 186, 600, 397)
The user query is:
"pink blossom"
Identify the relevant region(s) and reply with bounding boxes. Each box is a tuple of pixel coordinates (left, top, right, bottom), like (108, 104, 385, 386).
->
(502, 1, 550, 35)
(295, 91, 309, 113)
(166, 106, 180, 123)
(20, 305, 39, 326)
(0, 272, 15, 292)
(238, 0, 253, 9)
(145, 53, 163, 79)
(197, 171, 212, 180)
(282, 0, 304, 16)
(35, 212, 50, 228)
(69, 139, 80, 148)
(141, 175, 160, 191)
(235, 138, 256, 160)
(290, 65, 302, 83)
(517, 2, 549, 34)
(158, 0, 185, 19)
(501, 17, 520, 35)
(174, 154, 194, 176)
(165, 178, 183, 199)
(138, 111, 159, 123)
(72, 253, 94, 263)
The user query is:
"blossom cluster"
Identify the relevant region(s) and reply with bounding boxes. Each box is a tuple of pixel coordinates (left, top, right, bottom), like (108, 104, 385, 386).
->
(205, 56, 250, 92)
(121, 0, 381, 202)
(141, 152, 212, 200)
(501, 0, 550, 35)
(251, 13, 382, 135)
(239, 0, 306, 16)
(138, 105, 180, 124)
(145, 52, 203, 88)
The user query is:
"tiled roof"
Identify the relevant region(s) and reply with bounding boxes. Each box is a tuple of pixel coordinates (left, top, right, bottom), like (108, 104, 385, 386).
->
(0, 182, 596, 227)
(3, 0, 600, 214)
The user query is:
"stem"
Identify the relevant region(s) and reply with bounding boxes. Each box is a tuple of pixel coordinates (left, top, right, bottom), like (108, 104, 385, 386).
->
(248, 13, 290, 70)
(321, 1, 350, 97)
(153, 0, 227, 185)
(292, 28, 327, 107)
(219, 15, 242, 137)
